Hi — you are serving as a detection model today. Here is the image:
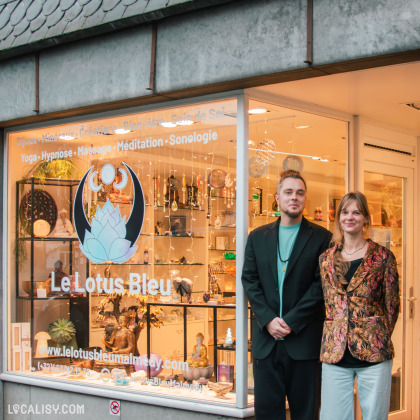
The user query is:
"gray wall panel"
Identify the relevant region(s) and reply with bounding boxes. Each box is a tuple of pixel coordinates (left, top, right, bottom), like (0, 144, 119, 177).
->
(314, 0, 420, 63)
(156, 0, 306, 91)
(3, 382, 255, 420)
(0, 55, 35, 121)
(38, 26, 152, 113)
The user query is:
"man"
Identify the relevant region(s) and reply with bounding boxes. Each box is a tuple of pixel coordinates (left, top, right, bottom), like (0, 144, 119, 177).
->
(242, 170, 332, 420)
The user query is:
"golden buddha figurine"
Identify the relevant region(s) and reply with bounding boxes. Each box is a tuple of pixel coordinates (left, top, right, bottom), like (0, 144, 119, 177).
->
(103, 315, 135, 355)
(187, 332, 208, 367)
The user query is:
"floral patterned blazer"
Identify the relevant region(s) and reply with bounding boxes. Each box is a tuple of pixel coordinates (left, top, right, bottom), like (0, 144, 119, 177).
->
(319, 239, 399, 364)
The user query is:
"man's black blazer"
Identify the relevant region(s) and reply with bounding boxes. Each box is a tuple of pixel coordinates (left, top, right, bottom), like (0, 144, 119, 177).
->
(242, 216, 332, 360)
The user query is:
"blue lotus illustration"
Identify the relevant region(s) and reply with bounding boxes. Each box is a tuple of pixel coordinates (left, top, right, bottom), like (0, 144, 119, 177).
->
(80, 200, 137, 263)
(73, 162, 145, 264)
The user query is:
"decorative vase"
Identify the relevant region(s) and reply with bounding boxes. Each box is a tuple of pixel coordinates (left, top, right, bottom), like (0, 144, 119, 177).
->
(135, 353, 163, 377)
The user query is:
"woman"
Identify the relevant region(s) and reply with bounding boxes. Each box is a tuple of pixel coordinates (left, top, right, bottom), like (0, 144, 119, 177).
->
(319, 192, 399, 420)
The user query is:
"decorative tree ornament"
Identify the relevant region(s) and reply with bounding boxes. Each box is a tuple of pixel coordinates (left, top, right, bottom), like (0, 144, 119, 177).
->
(225, 174, 233, 188)
(255, 139, 276, 166)
(249, 157, 268, 178)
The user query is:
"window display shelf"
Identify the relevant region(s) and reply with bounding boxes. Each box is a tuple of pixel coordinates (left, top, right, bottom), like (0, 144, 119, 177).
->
(155, 205, 205, 212)
(208, 225, 236, 229)
(215, 345, 251, 352)
(15, 176, 90, 350)
(146, 302, 250, 382)
(16, 296, 88, 301)
(210, 195, 236, 201)
(92, 263, 152, 266)
(211, 271, 236, 275)
(154, 235, 205, 239)
(154, 263, 204, 266)
(16, 178, 81, 186)
(147, 302, 237, 381)
(18, 237, 80, 242)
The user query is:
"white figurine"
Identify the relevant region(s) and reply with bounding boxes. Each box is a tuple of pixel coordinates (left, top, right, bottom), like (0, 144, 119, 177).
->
(225, 328, 233, 346)
(50, 209, 75, 237)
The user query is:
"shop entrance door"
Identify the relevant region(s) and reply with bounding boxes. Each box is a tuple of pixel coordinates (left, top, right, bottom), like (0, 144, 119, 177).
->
(359, 162, 415, 420)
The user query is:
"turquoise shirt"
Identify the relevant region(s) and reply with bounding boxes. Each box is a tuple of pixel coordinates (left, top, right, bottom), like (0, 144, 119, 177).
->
(277, 222, 301, 339)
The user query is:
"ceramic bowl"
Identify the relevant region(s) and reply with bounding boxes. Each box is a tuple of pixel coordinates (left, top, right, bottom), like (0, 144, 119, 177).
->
(182, 365, 214, 381)
(22, 281, 51, 296)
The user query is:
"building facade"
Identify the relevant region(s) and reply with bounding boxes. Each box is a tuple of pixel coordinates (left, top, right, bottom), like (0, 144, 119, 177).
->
(0, 0, 419, 418)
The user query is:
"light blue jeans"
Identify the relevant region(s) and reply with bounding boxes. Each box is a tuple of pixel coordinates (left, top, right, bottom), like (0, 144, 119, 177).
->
(320, 360, 393, 420)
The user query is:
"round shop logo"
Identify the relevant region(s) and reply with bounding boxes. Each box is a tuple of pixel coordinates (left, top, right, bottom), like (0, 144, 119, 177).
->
(73, 162, 145, 263)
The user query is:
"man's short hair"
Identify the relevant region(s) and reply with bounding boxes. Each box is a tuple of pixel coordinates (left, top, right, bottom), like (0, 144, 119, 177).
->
(277, 170, 307, 192)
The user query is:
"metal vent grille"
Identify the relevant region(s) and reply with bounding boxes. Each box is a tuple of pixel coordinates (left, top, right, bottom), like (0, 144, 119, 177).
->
(364, 143, 412, 156)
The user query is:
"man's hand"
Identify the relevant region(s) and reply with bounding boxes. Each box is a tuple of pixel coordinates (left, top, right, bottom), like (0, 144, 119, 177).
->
(266, 317, 292, 339)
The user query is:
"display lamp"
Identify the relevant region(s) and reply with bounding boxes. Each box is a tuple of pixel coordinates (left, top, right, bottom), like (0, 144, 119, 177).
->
(34, 331, 51, 357)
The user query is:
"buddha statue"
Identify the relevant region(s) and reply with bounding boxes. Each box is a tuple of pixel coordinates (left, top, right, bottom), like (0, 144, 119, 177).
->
(103, 315, 135, 355)
(47, 260, 69, 295)
(187, 332, 208, 368)
(50, 209, 75, 237)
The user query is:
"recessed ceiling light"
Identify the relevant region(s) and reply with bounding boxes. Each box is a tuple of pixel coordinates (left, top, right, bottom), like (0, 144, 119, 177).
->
(114, 128, 131, 134)
(161, 122, 177, 128)
(249, 108, 268, 114)
(295, 125, 310, 129)
(59, 135, 75, 140)
(176, 120, 194, 126)
(248, 140, 255, 146)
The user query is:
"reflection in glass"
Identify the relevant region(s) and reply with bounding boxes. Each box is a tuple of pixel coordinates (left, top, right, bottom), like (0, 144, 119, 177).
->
(364, 172, 404, 414)
(247, 99, 348, 404)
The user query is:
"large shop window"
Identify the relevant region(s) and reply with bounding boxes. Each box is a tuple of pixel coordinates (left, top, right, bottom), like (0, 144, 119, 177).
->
(247, 100, 347, 234)
(7, 100, 242, 406)
(245, 99, 348, 401)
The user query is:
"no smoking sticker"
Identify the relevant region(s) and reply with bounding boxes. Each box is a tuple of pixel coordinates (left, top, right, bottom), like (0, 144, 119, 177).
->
(110, 400, 120, 416)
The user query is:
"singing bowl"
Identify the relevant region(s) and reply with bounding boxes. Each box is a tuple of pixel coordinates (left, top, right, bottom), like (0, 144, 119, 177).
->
(207, 381, 233, 398)
(22, 281, 51, 296)
(182, 365, 214, 381)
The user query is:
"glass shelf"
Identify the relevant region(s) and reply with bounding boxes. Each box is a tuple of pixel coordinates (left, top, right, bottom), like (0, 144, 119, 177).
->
(209, 195, 236, 201)
(154, 235, 205, 238)
(154, 263, 204, 266)
(208, 225, 236, 229)
(154, 205, 205, 212)
(17, 178, 80, 186)
(18, 237, 79, 242)
(91, 263, 152, 266)
(16, 295, 88, 300)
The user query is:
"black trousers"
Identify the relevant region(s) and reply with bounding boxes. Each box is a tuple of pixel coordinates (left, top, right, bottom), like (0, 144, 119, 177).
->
(253, 340, 321, 420)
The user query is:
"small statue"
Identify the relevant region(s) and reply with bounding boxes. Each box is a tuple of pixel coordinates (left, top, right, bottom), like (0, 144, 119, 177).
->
(170, 218, 185, 236)
(47, 260, 69, 295)
(109, 170, 131, 202)
(102, 315, 135, 355)
(225, 328, 233, 346)
(186, 332, 208, 367)
(173, 277, 193, 303)
(50, 209, 75, 237)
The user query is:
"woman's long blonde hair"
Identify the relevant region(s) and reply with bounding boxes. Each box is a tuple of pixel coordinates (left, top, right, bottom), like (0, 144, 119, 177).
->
(332, 191, 371, 285)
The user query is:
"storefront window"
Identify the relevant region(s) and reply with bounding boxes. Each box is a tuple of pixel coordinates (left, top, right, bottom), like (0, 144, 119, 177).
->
(246, 99, 348, 400)
(7, 99, 242, 405)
